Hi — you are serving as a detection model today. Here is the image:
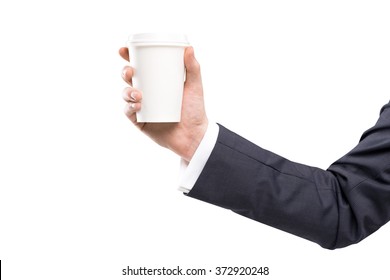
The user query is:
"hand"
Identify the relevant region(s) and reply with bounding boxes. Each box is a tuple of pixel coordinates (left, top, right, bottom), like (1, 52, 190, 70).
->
(119, 46, 208, 162)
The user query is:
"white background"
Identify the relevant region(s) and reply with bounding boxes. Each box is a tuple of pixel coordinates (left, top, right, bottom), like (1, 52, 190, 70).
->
(1, 0, 390, 279)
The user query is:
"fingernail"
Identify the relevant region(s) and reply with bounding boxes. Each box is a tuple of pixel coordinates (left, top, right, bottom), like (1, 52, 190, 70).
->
(122, 68, 127, 78)
(130, 91, 137, 101)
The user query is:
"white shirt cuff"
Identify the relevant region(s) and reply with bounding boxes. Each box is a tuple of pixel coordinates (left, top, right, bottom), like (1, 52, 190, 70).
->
(178, 122, 219, 193)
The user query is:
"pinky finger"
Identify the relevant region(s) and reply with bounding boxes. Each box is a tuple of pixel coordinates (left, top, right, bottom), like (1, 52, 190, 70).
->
(124, 102, 140, 124)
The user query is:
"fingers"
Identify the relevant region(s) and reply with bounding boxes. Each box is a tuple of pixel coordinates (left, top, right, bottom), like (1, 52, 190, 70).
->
(123, 87, 142, 124)
(122, 87, 142, 103)
(184, 46, 202, 84)
(119, 47, 134, 85)
(122, 66, 134, 86)
(120, 47, 142, 124)
(123, 102, 141, 124)
(119, 47, 130, 61)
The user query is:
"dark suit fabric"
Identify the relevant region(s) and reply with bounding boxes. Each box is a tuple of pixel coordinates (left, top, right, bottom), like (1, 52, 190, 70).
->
(187, 102, 390, 249)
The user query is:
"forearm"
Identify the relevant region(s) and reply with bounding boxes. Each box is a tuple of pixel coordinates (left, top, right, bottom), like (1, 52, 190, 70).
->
(187, 125, 341, 248)
(186, 102, 390, 249)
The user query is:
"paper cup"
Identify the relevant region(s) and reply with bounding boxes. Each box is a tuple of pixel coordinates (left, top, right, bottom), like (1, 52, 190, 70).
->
(127, 33, 190, 122)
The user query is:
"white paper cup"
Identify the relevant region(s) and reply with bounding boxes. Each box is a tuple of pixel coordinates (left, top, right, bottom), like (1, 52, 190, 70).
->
(127, 33, 190, 122)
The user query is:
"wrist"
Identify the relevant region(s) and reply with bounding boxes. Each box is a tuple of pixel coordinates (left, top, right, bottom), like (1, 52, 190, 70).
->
(176, 120, 209, 162)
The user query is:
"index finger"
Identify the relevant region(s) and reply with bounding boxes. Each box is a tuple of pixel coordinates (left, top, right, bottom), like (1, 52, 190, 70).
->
(119, 47, 130, 62)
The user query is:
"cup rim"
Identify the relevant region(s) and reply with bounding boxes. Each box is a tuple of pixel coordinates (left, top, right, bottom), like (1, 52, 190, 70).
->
(128, 33, 190, 47)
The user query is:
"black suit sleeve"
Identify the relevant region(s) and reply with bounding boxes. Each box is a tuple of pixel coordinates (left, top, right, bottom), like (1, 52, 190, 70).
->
(186, 102, 390, 249)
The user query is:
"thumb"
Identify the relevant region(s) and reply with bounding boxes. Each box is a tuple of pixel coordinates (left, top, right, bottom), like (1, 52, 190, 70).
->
(184, 47, 202, 84)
